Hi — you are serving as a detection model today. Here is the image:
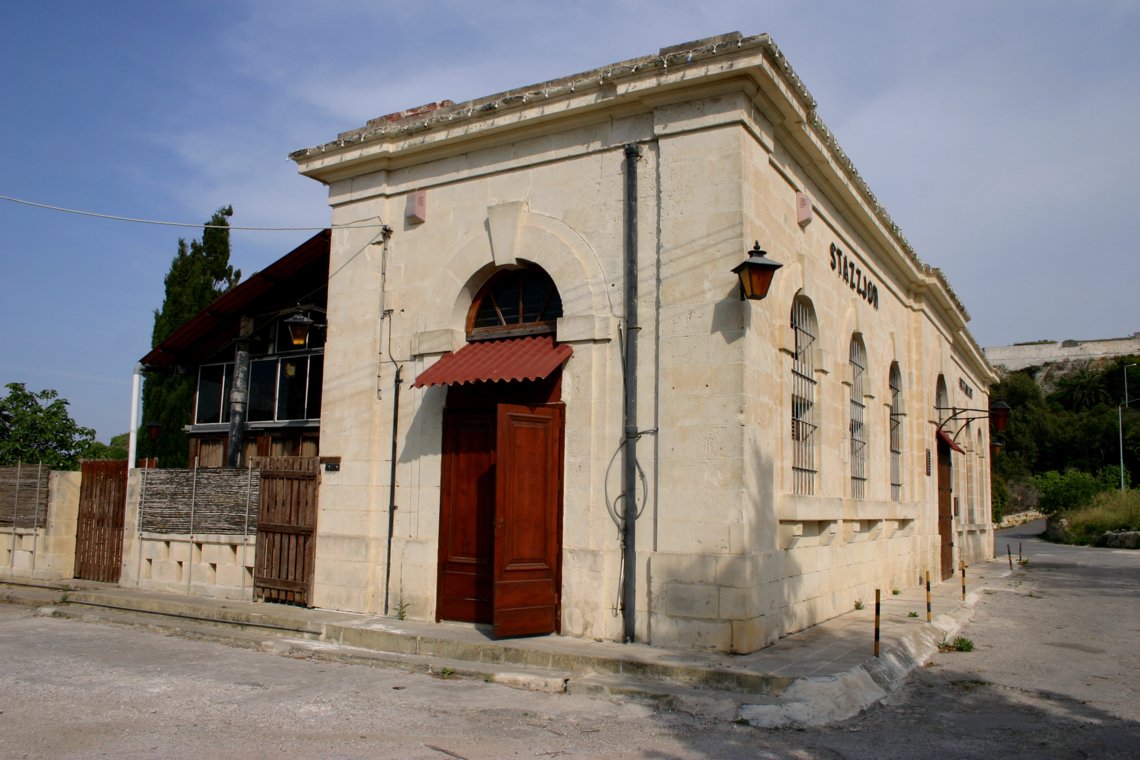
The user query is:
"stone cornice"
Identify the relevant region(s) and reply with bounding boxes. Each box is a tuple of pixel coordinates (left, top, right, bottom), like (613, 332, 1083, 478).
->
(291, 31, 990, 378)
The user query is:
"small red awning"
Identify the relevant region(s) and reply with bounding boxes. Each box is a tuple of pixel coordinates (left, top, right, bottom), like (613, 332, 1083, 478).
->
(936, 429, 966, 454)
(413, 334, 573, 388)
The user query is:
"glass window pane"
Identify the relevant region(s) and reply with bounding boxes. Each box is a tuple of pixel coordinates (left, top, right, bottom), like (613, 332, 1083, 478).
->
(248, 359, 278, 422)
(306, 354, 323, 420)
(196, 364, 225, 424)
(277, 357, 308, 421)
(494, 276, 522, 325)
(221, 364, 233, 423)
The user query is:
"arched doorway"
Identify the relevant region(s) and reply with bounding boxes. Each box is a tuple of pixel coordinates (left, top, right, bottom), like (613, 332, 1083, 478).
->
(415, 266, 570, 637)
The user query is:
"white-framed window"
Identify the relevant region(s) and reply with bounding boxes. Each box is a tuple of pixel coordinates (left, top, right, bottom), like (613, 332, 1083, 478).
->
(849, 335, 867, 499)
(791, 296, 819, 495)
(889, 362, 904, 502)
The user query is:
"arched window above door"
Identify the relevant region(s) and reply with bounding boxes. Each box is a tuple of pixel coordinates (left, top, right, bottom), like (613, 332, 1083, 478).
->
(467, 266, 563, 341)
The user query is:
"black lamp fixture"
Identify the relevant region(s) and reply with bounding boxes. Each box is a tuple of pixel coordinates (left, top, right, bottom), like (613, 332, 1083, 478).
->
(284, 308, 316, 347)
(935, 400, 1011, 456)
(732, 240, 783, 301)
(145, 421, 160, 467)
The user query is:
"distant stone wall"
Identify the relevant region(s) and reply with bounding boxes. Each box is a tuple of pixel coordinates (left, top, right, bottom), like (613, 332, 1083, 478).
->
(985, 333, 1140, 371)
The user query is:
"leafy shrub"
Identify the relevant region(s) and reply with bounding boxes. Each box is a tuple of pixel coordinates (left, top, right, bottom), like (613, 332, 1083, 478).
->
(1061, 489, 1140, 545)
(991, 474, 1009, 523)
(1034, 469, 1106, 515)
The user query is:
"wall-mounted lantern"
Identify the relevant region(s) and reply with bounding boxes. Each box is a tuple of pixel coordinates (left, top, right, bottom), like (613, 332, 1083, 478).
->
(145, 421, 160, 468)
(732, 240, 783, 301)
(935, 400, 1012, 455)
(284, 309, 315, 347)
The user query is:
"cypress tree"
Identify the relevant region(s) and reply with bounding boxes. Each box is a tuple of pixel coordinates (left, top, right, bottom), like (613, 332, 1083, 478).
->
(142, 207, 240, 466)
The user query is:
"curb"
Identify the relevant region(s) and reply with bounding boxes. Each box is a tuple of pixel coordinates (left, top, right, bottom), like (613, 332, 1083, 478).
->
(2, 573, 1011, 727)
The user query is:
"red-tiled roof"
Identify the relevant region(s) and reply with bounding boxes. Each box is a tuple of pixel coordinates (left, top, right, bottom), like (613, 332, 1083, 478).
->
(413, 335, 573, 388)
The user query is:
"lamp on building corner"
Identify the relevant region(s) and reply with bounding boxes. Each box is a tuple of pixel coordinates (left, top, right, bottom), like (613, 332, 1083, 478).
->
(284, 309, 315, 347)
(935, 400, 1011, 456)
(733, 240, 783, 301)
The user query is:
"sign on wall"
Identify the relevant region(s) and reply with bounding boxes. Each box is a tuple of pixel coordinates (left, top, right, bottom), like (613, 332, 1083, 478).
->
(829, 243, 879, 310)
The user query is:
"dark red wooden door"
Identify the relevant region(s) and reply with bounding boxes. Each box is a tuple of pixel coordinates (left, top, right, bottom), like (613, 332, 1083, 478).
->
(936, 439, 954, 580)
(74, 460, 128, 582)
(493, 403, 564, 637)
(436, 410, 496, 624)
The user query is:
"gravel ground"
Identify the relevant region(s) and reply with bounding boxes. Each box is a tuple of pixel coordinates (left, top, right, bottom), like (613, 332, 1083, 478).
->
(1, 522, 1136, 759)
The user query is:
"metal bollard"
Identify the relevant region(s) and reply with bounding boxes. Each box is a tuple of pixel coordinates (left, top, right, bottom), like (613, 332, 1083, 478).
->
(961, 563, 966, 601)
(874, 589, 881, 657)
(1007, 544, 1013, 570)
(926, 570, 932, 623)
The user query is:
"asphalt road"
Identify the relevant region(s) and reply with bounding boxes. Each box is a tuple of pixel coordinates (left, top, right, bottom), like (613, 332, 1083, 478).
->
(1, 521, 1137, 759)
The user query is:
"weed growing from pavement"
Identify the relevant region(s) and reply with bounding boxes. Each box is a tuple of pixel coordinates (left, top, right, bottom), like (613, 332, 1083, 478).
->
(439, 667, 455, 678)
(854, 600, 865, 610)
(395, 601, 409, 620)
(908, 611, 919, 618)
(892, 588, 900, 595)
(939, 636, 975, 652)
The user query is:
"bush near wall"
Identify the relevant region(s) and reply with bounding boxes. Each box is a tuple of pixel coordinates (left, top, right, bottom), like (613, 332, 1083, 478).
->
(1055, 490, 1140, 546)
(1034, 467, 1122, 516)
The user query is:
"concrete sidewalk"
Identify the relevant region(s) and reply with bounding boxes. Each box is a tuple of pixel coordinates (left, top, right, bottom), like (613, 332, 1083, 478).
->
(0, 558, 1025, 727)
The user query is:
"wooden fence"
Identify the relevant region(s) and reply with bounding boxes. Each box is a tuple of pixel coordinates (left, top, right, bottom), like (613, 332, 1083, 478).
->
(0, 463, 51, 529)
(138, 467, 261, 535)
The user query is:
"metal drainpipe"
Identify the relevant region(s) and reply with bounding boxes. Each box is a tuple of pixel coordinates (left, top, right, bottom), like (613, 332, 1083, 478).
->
(128, 364, 142, 468)
(622, 143, 641, 643)
(383, 364, 402, 617)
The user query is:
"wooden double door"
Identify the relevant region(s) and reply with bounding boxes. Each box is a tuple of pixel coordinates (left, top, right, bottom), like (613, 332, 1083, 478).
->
(436, 400, 565, 638)
(936, 438, 954, 580)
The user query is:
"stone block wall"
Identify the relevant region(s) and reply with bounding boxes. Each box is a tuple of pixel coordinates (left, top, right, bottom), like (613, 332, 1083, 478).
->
(0, 470, 80, 580)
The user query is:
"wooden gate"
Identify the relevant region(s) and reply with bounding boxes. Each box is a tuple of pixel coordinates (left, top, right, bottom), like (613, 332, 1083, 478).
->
(253, 456, 320, 606)
(74, 460, 128, 582)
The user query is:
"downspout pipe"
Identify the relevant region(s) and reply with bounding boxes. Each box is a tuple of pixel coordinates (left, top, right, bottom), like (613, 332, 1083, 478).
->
(622, 143, 641, 643)
(383, 364, 402, 617)
(128, 364, 142, 468)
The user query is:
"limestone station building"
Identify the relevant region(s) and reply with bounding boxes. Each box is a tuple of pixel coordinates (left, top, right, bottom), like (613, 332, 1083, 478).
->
(288, 32, 998, 652)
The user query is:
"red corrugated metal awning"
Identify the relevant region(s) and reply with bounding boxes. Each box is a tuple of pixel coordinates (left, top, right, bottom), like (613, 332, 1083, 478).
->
(413, 334, 573, 388)
(936, 428, 966, 454)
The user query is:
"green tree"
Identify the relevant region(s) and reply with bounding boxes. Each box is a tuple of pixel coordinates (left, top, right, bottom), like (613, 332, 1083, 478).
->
(0, 383, 96, 469)
(142, 207, 240, 466)
(84, 433, 130, 461)
(993, 356, 1140, 514)
(1050, 365, 1109, 411)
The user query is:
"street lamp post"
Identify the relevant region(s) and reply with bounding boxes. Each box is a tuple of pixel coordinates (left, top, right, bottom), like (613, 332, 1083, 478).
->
(1121, 363, 1136, 491)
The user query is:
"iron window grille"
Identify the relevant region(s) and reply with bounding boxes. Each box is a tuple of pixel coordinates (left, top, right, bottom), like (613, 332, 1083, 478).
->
(849, 336, 867, 500)
(889, 362, 904, 502)
(791, 298, 818, 495)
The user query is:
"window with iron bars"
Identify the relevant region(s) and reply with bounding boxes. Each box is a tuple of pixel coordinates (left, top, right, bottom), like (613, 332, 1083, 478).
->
(849, 336, 867, 499)
(889, 362, 903, 502)
(791, 297, 818, 495)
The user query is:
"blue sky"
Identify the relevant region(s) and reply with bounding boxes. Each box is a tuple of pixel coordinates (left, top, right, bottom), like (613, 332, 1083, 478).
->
(2, 1, 1138, 442)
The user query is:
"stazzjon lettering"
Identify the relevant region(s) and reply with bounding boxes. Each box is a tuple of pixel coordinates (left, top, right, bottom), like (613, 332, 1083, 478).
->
(829, 243, 879, 310)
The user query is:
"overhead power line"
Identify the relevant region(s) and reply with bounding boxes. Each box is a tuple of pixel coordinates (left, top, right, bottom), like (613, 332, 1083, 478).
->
(0, 193, 385, 231)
